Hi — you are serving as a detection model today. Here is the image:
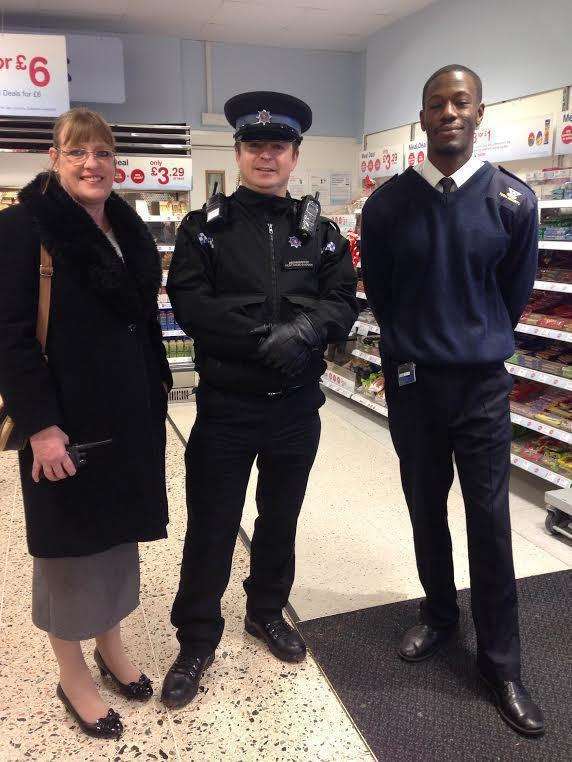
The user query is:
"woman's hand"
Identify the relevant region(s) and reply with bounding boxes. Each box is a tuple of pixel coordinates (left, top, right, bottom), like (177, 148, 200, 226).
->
(30, 426, 77, 483)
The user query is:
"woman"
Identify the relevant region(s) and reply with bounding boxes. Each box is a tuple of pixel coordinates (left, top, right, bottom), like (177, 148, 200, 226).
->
(0, 108, 171, 740)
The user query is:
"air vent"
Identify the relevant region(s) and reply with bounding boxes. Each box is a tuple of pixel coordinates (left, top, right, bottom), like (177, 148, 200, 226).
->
(0, 118, 191, 156)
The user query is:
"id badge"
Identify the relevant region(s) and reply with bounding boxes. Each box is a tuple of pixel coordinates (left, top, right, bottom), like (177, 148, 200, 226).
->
(398, 362, 416, 387)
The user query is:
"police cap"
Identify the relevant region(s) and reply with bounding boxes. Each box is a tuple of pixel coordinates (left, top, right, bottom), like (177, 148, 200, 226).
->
(224, 91, 312, 143)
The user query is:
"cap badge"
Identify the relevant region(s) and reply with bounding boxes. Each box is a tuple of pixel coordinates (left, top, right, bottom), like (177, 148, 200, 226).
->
(288, 236, 302, 248)
(256, 110, 272, 125)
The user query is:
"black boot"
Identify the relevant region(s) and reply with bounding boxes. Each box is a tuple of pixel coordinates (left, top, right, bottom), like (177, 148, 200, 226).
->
(398, 622, 457, 662)
(481, 674, 545, 737)
(245, 614, 307, 663)
(161, 651, 214, 709)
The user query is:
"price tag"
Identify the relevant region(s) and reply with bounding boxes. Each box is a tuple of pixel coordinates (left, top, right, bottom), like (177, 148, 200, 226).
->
(114, 156, 192, 190)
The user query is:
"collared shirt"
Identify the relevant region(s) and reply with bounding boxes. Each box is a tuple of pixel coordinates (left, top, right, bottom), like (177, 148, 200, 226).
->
(414, 155, 484, 192)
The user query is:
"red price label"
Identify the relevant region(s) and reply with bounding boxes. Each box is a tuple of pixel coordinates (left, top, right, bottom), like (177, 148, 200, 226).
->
(408, 152, 415, 167)
(171, 167, 185, 178)
(12, 54, 51, 87)
(417, 151, 425, 164)
(361, 161, 367, 173)
(367, 160, 374, 172)
(151, 166, 170, 185)
(131, 169, 145, 184)
(114, 168, 126, 184)
(374, 158, 381, 172)
(562, 125, 572, 145)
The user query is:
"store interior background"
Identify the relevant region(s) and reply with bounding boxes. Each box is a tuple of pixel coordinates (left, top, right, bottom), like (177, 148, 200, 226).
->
(1, 1, 571, 760)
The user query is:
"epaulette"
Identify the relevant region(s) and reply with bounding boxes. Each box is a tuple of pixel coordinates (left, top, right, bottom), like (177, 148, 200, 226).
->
(320, 217, 340, 236)
(180, 208, 207, 229)
(498, 166, 535, 195)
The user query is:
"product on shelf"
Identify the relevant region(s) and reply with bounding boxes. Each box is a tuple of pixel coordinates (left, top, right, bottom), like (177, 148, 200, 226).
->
(0, 190, 18, 211)
(539, 211, 572, 241)
(511, 430, 572, 477)
(163, 338, 194, 361)
(359, 371, 386, 402)
(510, 379, 572, 432)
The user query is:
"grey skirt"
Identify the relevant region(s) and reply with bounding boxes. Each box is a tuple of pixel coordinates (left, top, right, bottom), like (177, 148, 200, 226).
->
(32, 542, 140, 641)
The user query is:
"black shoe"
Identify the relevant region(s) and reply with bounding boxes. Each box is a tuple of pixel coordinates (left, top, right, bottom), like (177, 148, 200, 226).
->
(161, 651, 214, 709)
(94, 648, 153, 701)
(245, 614, 307, 663)
(398, 622, 457, 663)
(56, 684, 123, 740)
(481, 674, 545, 737)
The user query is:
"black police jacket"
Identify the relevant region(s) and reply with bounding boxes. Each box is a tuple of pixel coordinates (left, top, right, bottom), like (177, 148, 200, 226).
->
(167, 185, 358, 393)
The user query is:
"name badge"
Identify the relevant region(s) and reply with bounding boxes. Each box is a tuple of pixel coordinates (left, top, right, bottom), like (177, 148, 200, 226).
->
(283, 259, 314, 271)
(398, 362, 416, 387)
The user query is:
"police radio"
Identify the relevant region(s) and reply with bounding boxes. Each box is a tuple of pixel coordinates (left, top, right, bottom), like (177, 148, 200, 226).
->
(205, 182, 228, 230)
(296, 191, 321, 240)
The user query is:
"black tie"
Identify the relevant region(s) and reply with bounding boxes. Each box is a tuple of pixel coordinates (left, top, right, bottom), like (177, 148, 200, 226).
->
(439, 177, 455, 195)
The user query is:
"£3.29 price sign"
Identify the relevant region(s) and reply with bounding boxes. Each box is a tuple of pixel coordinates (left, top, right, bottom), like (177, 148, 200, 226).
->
(0, 34, 69, 117)
(113, 156, 193, 191)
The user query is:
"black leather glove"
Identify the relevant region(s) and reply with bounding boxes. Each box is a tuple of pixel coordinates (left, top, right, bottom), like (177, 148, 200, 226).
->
(251, 313, 322, 378)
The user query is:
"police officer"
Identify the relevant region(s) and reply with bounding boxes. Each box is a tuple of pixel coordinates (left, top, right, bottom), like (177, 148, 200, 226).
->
(361, 66, 544, 736)
(161, 91, 358, 709)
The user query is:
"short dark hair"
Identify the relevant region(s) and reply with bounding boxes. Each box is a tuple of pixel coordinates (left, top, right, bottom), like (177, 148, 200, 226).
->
(422, 65, 483, 107)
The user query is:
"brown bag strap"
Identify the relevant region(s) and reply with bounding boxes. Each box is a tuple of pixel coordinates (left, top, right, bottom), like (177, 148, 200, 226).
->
(37, 244, 53, 353)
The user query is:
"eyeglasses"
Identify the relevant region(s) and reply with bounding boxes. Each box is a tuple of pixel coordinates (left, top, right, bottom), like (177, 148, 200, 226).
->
(57, 148, 115, 164)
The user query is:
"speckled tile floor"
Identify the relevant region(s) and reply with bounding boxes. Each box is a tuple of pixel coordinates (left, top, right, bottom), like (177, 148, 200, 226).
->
(0, 427, 372, 762)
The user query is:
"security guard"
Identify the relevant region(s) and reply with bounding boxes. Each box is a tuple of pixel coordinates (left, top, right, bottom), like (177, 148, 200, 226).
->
(161, 91, 358, 709)
(361, 66, 544, 736)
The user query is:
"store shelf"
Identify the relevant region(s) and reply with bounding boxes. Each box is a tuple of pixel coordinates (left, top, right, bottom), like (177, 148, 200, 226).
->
(352, 348, 382, 365)
(510, 412, 572, 445)
(538, 200, 572, 209)
(510, 452, 571, 489)
(141, 215, 184, 223)
(505, 362, 572, 391)
(157, 245, 175, 252)
(515, 323, 572, 343)
(357, 291, 367, 300)
(162, 329, 186, 338)
(168, 358, 194, 371)
(352, 320, 381, 335)
(162, 272, 168, 286)
(158, 303, 172, 310)
(321, 377, 388, 418)
(538, 241, 572, 251)
(351, 391, 388, 418)
(533, 280, 572, 293)
(321, 376, 354, 399)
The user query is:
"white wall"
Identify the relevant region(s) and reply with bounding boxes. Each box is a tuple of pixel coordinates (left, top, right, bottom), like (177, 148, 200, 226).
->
(190, 131, 361, 211)
(364, 0, 572, 135)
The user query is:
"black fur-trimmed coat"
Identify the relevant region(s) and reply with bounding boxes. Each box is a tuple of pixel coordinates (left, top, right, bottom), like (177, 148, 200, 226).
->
(0, 173, 172, 558)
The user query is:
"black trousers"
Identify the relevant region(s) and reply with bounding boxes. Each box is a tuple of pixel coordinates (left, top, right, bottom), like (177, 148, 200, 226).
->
(384, 360, 521, 681)
(171, 382, 323, 654)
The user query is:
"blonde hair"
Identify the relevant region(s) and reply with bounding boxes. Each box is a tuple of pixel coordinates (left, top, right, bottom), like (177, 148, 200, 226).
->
(53, 107, 115, 150)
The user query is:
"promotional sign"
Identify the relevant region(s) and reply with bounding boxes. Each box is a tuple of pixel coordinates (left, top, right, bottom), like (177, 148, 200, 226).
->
(0, 34, 69, 117)
(556, 111, 572, 156)
(113, 156, 192, 191)
(406, 139, 427, 167)
(67, 35, 125, 104)
(360, 146, 403, 180)
(330, 172, 352, 205)
(473, 115, 554, 162)
(287, 175, 308, 198)
(310, 173, 331, 206)
(331, 214, 357, 236)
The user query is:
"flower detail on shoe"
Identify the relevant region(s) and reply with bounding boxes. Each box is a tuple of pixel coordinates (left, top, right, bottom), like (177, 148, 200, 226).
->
(126, 674, 153, 699)
(95, 708, 123, 736)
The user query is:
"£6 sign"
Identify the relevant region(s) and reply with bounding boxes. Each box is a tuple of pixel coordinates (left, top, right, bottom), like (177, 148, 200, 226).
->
(0, 34, 69, 117)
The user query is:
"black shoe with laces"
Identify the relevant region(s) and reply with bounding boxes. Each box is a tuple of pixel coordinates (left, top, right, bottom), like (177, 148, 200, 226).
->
(480, 673, 545, 737)
(245, 613, 307, 663)
(160, 651, 214, 709)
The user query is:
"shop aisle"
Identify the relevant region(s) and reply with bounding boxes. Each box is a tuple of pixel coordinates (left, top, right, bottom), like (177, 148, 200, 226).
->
(0, 429, 371, 762)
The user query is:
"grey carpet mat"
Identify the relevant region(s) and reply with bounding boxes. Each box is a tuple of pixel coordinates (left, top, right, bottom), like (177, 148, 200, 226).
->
(299, 571, 571, 761)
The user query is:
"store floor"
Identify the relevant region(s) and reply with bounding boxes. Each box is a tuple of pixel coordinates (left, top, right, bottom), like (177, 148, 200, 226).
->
(0, 430, 371, 762)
